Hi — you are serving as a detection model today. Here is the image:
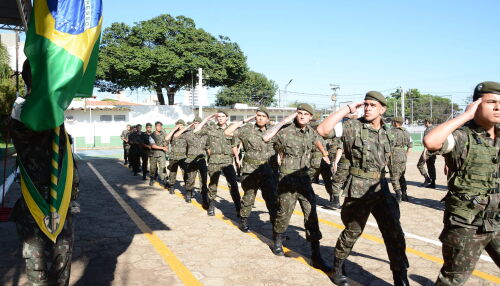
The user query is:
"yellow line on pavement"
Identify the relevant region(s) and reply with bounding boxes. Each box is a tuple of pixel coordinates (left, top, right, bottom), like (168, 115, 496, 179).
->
(87, 162, 202, 286)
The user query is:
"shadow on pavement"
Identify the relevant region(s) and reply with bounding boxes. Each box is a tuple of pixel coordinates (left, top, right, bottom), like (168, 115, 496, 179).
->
(410, 274, 435, 286)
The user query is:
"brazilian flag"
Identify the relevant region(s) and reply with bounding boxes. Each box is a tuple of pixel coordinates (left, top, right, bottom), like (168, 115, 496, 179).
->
(22, 0, 103, 131)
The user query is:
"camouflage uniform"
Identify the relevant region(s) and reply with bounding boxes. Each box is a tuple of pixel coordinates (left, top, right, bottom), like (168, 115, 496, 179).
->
(149, 130, 167, 182)
(199, 124, 241, 214)
(418, 125, 437, 184)
(167, 133, 187, 188)
(233, 123, 278, 221)
(140, 131, 152, 178)
(184, 128, 209, 205)
(273, 123, 322, 241)
(128, 131, 142, 174)
(433, 121, 499, 286)
(9, 121, 79, 286)
(334, 118, 409, 273)
(309, 135, 334, 195)
(388, 126, 413, 200)
(120, 129, 130, 164)
(330, 137, 350, 196)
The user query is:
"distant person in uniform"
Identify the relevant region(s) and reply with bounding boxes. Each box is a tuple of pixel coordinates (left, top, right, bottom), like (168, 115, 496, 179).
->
(389, 116, 413, 202)
(120, 124, 131, 165)
(417, 118, 436, 188)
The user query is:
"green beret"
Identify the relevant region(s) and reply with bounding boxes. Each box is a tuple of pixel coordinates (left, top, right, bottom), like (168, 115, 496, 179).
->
(393, 116, 403, 123)
(256, 106, 270, 117)
(297, 103, 314, 115)
(365, 91, 387, 106)
(473, 81, 500, 101)
(193, 116, 202, 123)
(217, 109, 228, 116)
(175, 119, 185, 125)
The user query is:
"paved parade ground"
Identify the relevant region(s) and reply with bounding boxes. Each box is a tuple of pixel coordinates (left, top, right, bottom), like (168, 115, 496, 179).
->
(0, 150, 498, 286)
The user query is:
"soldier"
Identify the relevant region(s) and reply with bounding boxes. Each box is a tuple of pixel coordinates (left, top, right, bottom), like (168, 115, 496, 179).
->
(120, 124, 131, 165)
(224, 106, 278, 232)
(174, 116, 209, 204)
(417, 118, 437, 188)
(139, 123, 153, 180)
(317, 91, 409, 286)
(263, 104, 331, 272)
(308, 121, 335, 208)
(149, 121, 168, 187)
(165, 120, 188, 194)
(128, 124, 143, 176)
(193, 111, 241, 217)
(8, 60, 79, 285)
(389, 116, 413, 202)
(424, 81, 500, 286)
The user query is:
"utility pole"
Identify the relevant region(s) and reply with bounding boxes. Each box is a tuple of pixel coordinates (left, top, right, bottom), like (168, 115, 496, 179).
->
(197, 68, 203, 117)
(330, 84, 340, 111)
(400, 87, 405, 124)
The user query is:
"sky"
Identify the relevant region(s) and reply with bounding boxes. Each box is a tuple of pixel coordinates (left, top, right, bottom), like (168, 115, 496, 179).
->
(53, 1, 500, 107)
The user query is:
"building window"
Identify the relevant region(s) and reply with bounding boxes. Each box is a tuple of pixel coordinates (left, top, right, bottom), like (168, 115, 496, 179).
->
(114, 115, 126, 121)
(230, 115, 243, 122)
(100, 115, 112, 122)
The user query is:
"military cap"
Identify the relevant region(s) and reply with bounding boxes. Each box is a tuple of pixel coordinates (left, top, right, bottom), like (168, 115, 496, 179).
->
(256, 106, 270, 117)
(473, 81, 500, 101)
(393, 116, 403, 123)
(154, 121, 162, 126)
(217, 109, 228, 116)
(193, 115, 203, 123)
(296, 103, 314, 115)
(175, 119, 185, 125)
(365, 91, 387, 106)
(145, 122, 152, 127)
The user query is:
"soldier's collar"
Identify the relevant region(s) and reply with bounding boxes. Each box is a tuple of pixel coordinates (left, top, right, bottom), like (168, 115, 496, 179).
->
(467, 120, 492, 137)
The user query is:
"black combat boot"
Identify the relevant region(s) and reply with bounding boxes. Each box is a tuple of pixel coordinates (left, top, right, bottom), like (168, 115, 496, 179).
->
(239, 217, 249, 232)
(149, 177, 155, 186)
(427, 180, 436, 189)
(419, 175, 431, 187)
(392, 269, 410, 286)
(185, 190, 192, 203)
(272, 232, 284, 256)
(142, 174, 147, 180)
(207, 200, 215, 216)
(331, 195, 341, 209)
(395, 190, 402, 203)
(332, 257, 350, 286)
(401, 189, 409, 201)
(310, 241, 333, 273)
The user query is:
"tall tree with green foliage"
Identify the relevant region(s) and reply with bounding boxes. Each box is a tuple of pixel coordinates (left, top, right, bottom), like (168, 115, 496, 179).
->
(97, 14, 248, 105)
(215, 71, 278, 106)
(386, 88, 461, 124)
(0, 42, 17, 117)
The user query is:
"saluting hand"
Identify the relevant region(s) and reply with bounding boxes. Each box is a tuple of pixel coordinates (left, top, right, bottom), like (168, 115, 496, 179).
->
(284, 112, 298, 124)
(348, 101, 364, 113)
(464, 98, 482, 120)
(244, 115, 257, 124)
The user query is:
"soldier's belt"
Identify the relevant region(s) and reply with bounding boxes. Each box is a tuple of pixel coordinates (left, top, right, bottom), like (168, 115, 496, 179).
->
(312, 152, 324, 158)
(349, 167, 382, 180)
(339, 159, 349, 164)
(243, 158, 268, 165)
(280, 167, 309, 176)
(210, 153, 231, 158)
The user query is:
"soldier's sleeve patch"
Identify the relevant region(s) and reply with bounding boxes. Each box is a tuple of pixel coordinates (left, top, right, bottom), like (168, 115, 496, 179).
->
(334, 122, 343, 137)
(442, 133, 455, 154)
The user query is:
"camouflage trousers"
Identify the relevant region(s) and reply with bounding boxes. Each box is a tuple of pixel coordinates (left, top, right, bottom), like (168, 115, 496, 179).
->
(12, 199, 74, 286)
(150, 155, 167, 181)
(389, 162, 407, 192)
(417, 151, 436, 181)
(240, 165, 278, 221)
(208, 162, 241, 214)
(308, 159, 333, 195)
(185, 157, 208, 192)
(274, 174, 322, 241)
(167, 158, 187, 187)
(332, 160, 350, 196)
(335, 187, 409, 272)
(435, 217, 500, 286)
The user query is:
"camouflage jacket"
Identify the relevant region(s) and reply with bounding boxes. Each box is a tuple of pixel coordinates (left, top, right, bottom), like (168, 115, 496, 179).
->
(389, 126, 412, 164)
(198, 124, 234, 164)
(233, 123, 275, 174)
(274, 122, 320, 177)
(184, 128, 208, 161)
(435, 121, 499, 230)
(310, 136, 327, 169)
(150, 130, 167, 158)
(342, 118, 392, 198)
(120, 129, 130, 145)
(169, 133, 187, 160)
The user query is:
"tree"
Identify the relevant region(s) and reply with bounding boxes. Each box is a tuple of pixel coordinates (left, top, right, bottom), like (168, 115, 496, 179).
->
(97, 14, 248, 105)
(215, 71, 277, 106)
(386, 88, 461, 124)
(0, 42, 18, 139)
